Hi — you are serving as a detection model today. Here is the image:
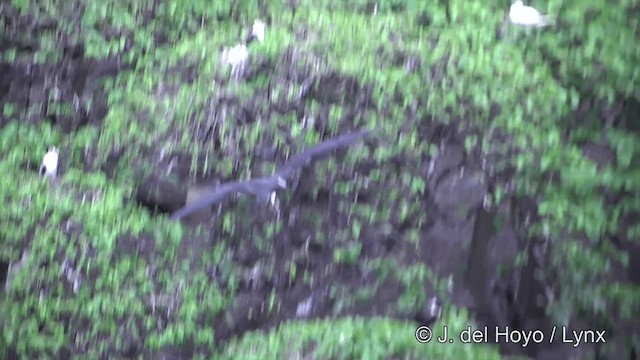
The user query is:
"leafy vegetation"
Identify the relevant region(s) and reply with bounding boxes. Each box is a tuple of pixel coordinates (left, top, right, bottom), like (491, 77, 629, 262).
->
(1, 0, 638, 358)
(222, 310, 503, 359)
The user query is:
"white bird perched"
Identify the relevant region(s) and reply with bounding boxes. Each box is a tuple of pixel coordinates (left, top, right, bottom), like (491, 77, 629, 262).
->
(221, 43, 249, 80)
(509, 1, 551, 27)
(39, 146, 59, 182)
(221, 19, 265, 81)
(249, 19, 265, 44)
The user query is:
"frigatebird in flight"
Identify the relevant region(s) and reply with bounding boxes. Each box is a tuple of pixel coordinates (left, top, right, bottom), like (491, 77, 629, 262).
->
(170, 128, 371, 221)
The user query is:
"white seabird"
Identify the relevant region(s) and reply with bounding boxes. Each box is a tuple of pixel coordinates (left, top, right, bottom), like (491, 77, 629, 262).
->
(39, 146, 59, 182)
(249, 19, 265, 44)
(221, 18, 265, 80)
(509, 1, 551, 27)
(221, 43, 249, 79)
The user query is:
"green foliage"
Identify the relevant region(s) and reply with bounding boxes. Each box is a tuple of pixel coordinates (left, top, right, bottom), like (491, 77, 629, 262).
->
(221, 310, 502, 359)
(333, 242, 362, 266)
(1, 0, 639, 357)
(0, 121, 233, 356)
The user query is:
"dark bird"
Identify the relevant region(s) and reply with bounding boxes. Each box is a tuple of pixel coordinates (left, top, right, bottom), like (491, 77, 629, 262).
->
(170, 128, 371, 221)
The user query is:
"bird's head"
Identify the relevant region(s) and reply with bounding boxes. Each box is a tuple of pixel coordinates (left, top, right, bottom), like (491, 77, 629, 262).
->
(250, 19, 265, 44)
(276, 176, 287, 189)
(49, 146, 59, 154)
(513, 0, 523, 7)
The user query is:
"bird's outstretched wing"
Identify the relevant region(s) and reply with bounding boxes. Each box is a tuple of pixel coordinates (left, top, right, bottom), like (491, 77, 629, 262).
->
(170, 129, 370, 221)
(274, 129, 371, 179)
(170, 182, 247, 221)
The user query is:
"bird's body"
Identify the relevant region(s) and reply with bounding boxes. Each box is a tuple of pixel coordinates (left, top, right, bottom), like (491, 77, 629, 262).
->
(222, 18, 265, 80)
(221, 44, 249, 75)
(509, 1, 551, 27)
(39, 147, 59, 182)
(170, 129, 371, 221)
